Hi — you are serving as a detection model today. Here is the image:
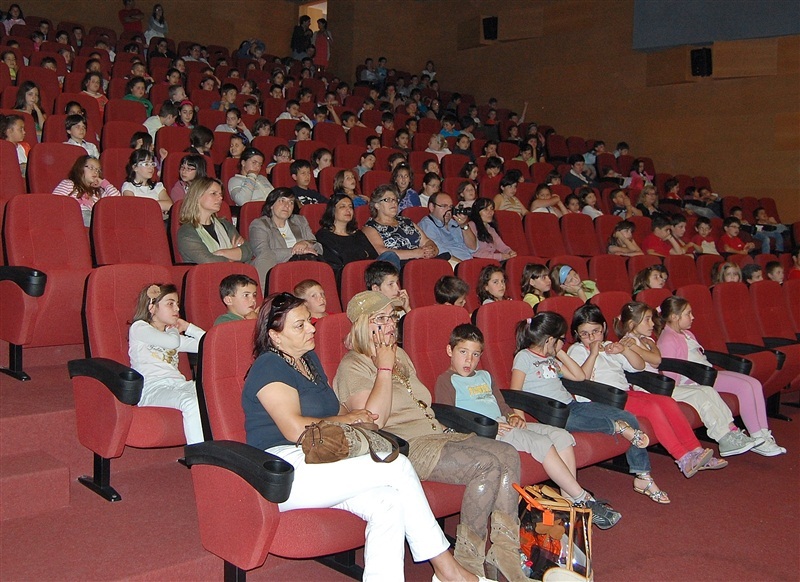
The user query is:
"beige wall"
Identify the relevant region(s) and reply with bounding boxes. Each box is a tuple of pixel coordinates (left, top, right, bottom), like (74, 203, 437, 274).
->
(331, 0, 800, 222)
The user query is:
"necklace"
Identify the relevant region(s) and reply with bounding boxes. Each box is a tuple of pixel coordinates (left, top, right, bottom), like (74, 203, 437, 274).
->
(392, 364, 441, 433)
(271, 347, 316, 382)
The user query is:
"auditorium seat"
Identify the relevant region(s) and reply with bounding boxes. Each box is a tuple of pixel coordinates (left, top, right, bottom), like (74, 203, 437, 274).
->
(27, 142, 85, 193)
(104, 98, 147, 123)
(455, 257, 500, 313)
(101, 120, 147, 150)
(402, 258, 453, 309)
(402, 304, 471, 389)
(561, 213, 601, 257)
(663, 255, 699, 290)
(183, 262, 262, 331)
(588, 291, 633, 341)
(588, 254, 630, 293)
(535, 296, 585, 342)
(524, 213, 565, 258)
(475, 300, 533, 388)
(548, 255, 588, 281)
(266, 261, 342, 313)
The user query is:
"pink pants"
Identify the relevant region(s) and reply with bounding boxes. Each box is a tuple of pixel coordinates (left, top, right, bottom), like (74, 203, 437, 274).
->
(713, 370, 768, 435)
(624, 391, 700, 459)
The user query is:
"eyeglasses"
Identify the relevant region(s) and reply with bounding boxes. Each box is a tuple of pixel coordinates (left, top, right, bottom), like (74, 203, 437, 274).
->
(84, 165, 101, 173)
(370, 313, 399, 325)
(578, 329, 604, 339)
(432, 203, 453, 210)
(378, 197, 397, 204)
(267, 292, 297, 332)
(556, 336, 566, 343)
(136, 161, 157, 168)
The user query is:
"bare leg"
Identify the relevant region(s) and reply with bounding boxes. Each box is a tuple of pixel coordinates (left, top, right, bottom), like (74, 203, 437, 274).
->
(542, 446, 584, 499)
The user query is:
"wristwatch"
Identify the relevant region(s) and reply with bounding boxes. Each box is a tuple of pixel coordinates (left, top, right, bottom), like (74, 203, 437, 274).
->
(461, 224, 469, 230)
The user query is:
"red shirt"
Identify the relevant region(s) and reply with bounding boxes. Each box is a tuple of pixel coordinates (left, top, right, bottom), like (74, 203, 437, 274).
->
(719, 234, 744, 253)
(118, 8, 144, 32)
(788, 268, 800, 281)
(642, 233, 672, 256)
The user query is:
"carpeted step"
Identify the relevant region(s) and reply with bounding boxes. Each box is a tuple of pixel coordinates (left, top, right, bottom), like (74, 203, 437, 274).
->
(0, 451, 70, 521)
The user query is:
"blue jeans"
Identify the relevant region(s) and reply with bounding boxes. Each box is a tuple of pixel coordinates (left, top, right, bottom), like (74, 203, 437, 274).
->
(565, 401, 651, 474)
(753, 227, 786, 254)
(377, 251, 401, 270)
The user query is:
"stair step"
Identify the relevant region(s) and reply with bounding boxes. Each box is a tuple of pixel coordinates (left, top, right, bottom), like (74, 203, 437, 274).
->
(0, 451, 70, 521)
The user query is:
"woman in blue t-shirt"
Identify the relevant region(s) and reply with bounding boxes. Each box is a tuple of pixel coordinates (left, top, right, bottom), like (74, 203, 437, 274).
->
(242, 292, 487, 582)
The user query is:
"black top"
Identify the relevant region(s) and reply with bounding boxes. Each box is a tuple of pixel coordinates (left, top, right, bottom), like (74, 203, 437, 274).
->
(242, 350, 338, 450)
(316, 228, 378, 272)
(292, 186, 327, 206)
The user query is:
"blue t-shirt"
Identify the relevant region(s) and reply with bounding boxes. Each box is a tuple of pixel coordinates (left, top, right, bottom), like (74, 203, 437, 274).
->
(242, 350, 339, 450)
(450, 370, 503, 420)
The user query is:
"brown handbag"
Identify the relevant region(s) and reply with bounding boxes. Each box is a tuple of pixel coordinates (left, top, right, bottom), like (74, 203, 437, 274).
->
(297, 420, 400, 464)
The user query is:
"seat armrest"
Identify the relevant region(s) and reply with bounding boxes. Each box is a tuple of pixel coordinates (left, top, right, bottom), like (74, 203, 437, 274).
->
(658, 358, 718, 387)
(563, 378, 628, 409)
(431, 403, 498, 438)
(625, 370, 674, 396)
(704, 350, 752, 375)
(0, 266, 47, 297)
(377, 430, 409, 457)
(68, 358, 143, 405)
(763, 337, 798, 349)
(500, 389, 570, 429)
(184, 440, 294, 503)
(726, 343, 785, 369)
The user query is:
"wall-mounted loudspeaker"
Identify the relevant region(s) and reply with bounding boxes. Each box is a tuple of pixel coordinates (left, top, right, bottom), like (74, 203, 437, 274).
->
(691, 48, 712, 77)
(482, 17, 498, 41)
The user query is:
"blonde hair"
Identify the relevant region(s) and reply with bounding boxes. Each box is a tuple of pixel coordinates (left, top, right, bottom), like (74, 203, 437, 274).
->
(293, 279, 322, 297)
(348, 311, 375, 356)
(180, 177, 223, 227)
(711, 261, 741, 285)
(637, 184, 657, 206)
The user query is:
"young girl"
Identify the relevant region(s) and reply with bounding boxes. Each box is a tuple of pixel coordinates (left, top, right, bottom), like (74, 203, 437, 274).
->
(493, 175, 527, 217)
(170, 154, 207, 202)
(64, 114, 99, 158)
(619, 301, 768, 459)
(53, 155, 121, 226)
(477, 265, 509, 304)
(632, 265, 669, 295)
(579, 187, 603, 219)
(122, 149, 172, 217)
(228, 134, 247, 159)
(293, 279, 328, 324)
(14, 81, 46, 140)
(529, 183, 567, 216)
(455, 180, 478, 212)
(468, 198, 516, 260)
(567, 304, 719, 489)
(311, 147, 332, 178)
(521, 263, 551, 310)
(564, 194, 581, 214)
(1, 113, 29, 177)
(607, 220, 643, 256)
(392, 164, 420, 211)
(657, 296, 785, 456)
(711, 261, 741, 285)
(418, 172, 441, 207)
(550, 265, 599, 301)
(510, 312, 665, 504)
(129, 283, 204, 445)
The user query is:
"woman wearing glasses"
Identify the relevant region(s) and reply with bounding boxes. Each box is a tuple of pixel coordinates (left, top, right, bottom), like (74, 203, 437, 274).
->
(243, 292, 489, 582)
(362, 184, 439, 264)
(334, 291, 527, 582)
(52, 155, 121, 226)
(122, 149, 172, 216)
(176, 177, 253, 265)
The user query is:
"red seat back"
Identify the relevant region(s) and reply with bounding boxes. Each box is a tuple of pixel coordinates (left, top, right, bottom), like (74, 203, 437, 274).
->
(99, 147, 134, 192)
(27, 142, 85, 194)
(560, 213, 600, 256)
(340, 259, 373, 308)
(536, 296, 585, 342)
(711, 282, 764, 346)
(155, 125, 191, 154)
(593, 214, 621, 251)
(475, 300, 533, 389)
(104, 98, 147, 123)
(588, 254, 629, 293)
(663, 255, 698, 290)
(549, 255, 588, 281)
(588, 291, 632, 341)
(402, 258, 453, 309)
(184, 263, 263, 331)
(784, 279, 800, 334)
(402, 305, 471, 390)
(313, 122, 346, 150)
(101, 120, 147, 150)
(361, 170, 392, 197)
(494, 210, 530, 256)
(313, 313, 352, 380)
(635, 288, 672, 311)
(524, 213, 565, 258)
(266, 261, 342, 313)
(675, 284, 728, 352)
(334, 143, 364, 170)
(299, 203, 326, 232)
(748, 280, 795, 341)
(627, 254, 661, 282)
(696, 254, 724, 287)
(0, 140, 26, 200)
(441, 153, 469, 178)
(91, 196, 173, 266)
(455, 257, 501, 313)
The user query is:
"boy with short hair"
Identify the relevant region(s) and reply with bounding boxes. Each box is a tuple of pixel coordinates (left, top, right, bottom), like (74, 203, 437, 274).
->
(168, 84, 188, 104)
(355, 151, 376, 178)
(290, 159, 326, 205)
(642, 215, 685, 257)
(64, 114, 99, 158)
(143, 100, 178, 140)
(690, 216, 720, 255)
(741, 264, 763, 285)
(277, 99, 312, 123)
(212, 83, 238, 112)
(434, 276, 469, 307)
(289, 121, 311, 150)
(365, 260, 411, 314)
(439, 114, 460, 138)
(764, 261, 784, 284)
(214, 274, 259, 325)
(375, 111, 394, 135)
(752, 207, 788, 254)
(719, 217, 756, 255)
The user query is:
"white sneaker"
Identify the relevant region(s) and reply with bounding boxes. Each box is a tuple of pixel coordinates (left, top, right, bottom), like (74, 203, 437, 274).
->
(750, 429, 786, 456)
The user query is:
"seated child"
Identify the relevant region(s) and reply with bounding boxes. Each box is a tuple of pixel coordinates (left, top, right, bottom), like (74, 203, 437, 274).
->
(670, 214, 695, 254)
(752, 207, 788, 255)
(365, 260, 411, 316)
(434, 275, 469, 308)
(609, 189, 642, 219)
(711, 261, 742, 284)
(477, 265, 510, 305)
(354, 151, 376, 178)
(741, 264, 763, 285)
(435, 324, 622, 527)
(293, 279, 328, 324)
(564, 194, 581, 214)
(579, 187, 603, 219)
(642, 215, 685, 257)
(607, 220, 643, 256)
(64, 114, 99, 158)
(290, 159, 327, 205)
(764, 261, 784, 284)
(719, 216, 756, 255)
(632, 265, 669, 295)
(567, 304, 725, 488)
(690, 216, 719, 255)
(550, 265, 599, 301)
(214, 274, 259, 325)
(1, 113, 30, 176)
(267, 145, 293, 176)
(521, 263, 551, 310)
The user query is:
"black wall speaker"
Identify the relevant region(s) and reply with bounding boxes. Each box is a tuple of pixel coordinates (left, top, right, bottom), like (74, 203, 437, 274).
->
(483, 16, 498, 41)
(691, 48, 712, 77)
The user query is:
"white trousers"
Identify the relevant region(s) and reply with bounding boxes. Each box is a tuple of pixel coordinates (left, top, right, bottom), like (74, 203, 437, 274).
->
(268, 444, 450, 582)
(671, 384, 734, 442)
(138, 378, 204, 444)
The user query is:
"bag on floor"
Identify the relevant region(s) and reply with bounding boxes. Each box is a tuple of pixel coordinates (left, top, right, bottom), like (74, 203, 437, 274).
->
(515, 484, 593, 581)
(297, 420, 399, 464)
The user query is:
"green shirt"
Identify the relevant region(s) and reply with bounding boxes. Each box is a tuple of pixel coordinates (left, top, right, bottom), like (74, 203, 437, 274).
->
(213, 312, 245, 326)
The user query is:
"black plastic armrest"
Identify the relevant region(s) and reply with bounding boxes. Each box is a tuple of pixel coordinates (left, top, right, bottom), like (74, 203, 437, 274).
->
(184, 440, 294, 503)
(67, 358, 144, 405)
(625, 370, 674, 397)
(763, 337, 798, 349)
(431, 403, 498, 438)
(500, 389, 570, 429)
(563, 378, 628, 409)
(377, 430, 409, 457)
(0, 266, 47, 297)
(658, 358, 718, 387)
(704, 350, 752, 375)
(726, 343, 785, 369)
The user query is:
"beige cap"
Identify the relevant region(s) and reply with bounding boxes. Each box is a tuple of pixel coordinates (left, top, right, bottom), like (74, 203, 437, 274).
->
(346, 291, 393, 322)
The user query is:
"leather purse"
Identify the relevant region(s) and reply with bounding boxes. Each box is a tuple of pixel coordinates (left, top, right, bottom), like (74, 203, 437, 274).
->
(297, 420, 400, 464)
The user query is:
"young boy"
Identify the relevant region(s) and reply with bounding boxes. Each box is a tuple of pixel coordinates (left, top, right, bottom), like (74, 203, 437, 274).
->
(212, 83, 238, 112)
(215, 107, 254, 141)
(289, 121, 311, 150)
(434, 324, 621, 528)
(64, 114, 99, 158)
(277, 99, 312, 123)
(609, 189, 642, 218)
(168, 84, 188, 104)
(355, 151, 376, 178)
(365, 260, 411, 315)
(691, 216, 720, 255)
(214, 274, 259, 325)
(434, 276, 469, 307)
(439, 114, 460, 138)
(375, 111, 394, 135)
(293, 279, 328, 323)
(764, 261, 784, 284)
(752, 207, 788, 254)
(719, 217, 756, 255)
(642, 215, 685, 257)
(143, 100, 178, 140)
(290, 159, 326, 205)
(741, 264, 763, 285)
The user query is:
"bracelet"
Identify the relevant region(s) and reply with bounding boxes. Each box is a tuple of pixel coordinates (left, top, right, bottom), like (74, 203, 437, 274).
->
(507, 413, 521, 421)
(377, 367, 393, 372)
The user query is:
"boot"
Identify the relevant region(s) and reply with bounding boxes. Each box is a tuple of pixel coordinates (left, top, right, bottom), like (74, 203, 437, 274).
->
(454, 523, 487, 578)
(484, 511, 527, 582)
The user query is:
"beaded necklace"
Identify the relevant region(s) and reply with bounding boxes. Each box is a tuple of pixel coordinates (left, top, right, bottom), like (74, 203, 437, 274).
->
(391, 363, 443, 433)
